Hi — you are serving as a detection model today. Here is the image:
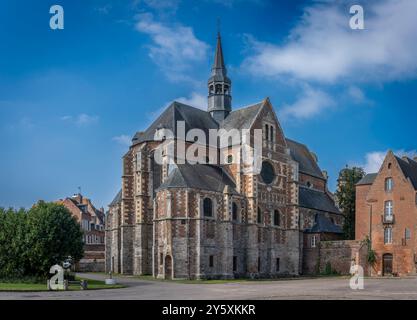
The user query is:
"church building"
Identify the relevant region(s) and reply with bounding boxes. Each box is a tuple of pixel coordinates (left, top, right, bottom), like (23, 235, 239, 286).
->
(105, 33, 343, 279)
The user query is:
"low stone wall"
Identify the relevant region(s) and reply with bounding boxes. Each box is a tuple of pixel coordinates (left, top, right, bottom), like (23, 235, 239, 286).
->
(303, 240, 369, 275)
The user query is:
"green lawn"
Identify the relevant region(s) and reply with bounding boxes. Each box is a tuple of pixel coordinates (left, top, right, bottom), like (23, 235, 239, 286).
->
(0, 277, 125, 292)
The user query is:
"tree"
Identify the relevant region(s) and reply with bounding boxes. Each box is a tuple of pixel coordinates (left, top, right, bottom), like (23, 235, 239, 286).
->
(0, 208, 29, 278)
(0, 203, 84, 279)
(335, 166, 365, 240)
(26, 201, 84, 276)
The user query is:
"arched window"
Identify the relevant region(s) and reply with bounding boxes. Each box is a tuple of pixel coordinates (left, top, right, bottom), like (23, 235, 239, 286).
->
(257, 207, 262, 224)
(224, 85, 230, 95)
(260, 161, 275, 185)
(215, 84, 222, 94)
(232, 202, 238, 221)
(209, 85, 214, 94)
(265, 124, 269, 140)
(273, 210, 280, 226)
(203, 198, 213, 217)
(227, 155, 233, 164)
(388, 163, 392, 169)
(270, 126, 274, 142)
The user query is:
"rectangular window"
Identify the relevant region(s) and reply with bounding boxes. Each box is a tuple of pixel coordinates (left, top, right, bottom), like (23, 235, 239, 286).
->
(405, 228, 411, 240)
(209, 255, 214, 268)
(384, 201, 393, 218)
(233, 256, 237, 272)
(258, 257, 261, 272)
(311, 235, 317, 248)
(385, 178, 393, 192)
(276, 258, 280, 272)
(384, 228, 393, 244)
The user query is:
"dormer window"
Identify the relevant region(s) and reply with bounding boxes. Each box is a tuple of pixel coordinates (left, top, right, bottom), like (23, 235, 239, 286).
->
(385, 178, 393, 192)
(306, 181, 313, 189)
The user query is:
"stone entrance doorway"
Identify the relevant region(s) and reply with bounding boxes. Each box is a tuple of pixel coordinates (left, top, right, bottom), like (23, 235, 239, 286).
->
(383, 253, 393, 276)
(165, 255, 172, 279)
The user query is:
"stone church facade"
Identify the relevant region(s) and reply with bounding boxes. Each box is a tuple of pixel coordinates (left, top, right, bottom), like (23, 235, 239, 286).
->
(105, 34, 343, 279)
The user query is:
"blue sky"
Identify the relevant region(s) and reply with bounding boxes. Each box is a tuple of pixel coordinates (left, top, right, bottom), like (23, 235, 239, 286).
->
(1, 0, 416, 209)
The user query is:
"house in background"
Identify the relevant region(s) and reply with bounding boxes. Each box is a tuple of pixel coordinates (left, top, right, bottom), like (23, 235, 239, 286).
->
(57, 193, 106, 272)
(356, 151, 417, 276)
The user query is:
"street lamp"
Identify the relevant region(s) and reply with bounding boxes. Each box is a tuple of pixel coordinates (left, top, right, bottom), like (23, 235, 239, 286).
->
(366, 199, 378, 249)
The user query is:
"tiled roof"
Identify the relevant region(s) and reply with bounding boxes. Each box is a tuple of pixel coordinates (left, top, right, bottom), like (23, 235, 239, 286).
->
(109, 189, 122, 207)
(286, 138, 324, 179)
(356, 173, 378, 186)
(305, 213, 343, 234)
(396, 156, 417, 190)
(132, 102, 218, 145)
(219, 102, 264, 130)
(158, 164, 238, 195)
(299, 186, 341, 214)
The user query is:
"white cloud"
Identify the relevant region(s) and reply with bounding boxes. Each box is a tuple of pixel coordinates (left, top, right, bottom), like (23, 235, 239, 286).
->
(61, 114, 99, 126)
(279, 86, 335, 120)
(359, 149, 417, 173)
(135, 13, 209, 82)
(112, 135, 132, 147)
(244, 0, 417, 84)
(176, 92, 206, 109)
(132, 0, 180, 11)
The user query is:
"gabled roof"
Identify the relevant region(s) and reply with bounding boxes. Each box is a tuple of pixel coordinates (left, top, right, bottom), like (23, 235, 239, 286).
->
(158, 164, 238, 194)
(356, 173, 378, 186)
(396, 156, 417, 190)
(286, 138, 325, 179)
(305, 213, 343, 234)
(109, 189, 122, 207)
(299, 186, 341, 214)
(132, 102, 219, 145)
(219, 101, 264, 131)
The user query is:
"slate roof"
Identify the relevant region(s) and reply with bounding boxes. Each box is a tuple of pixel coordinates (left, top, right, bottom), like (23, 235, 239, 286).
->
(286, 139, 324, 179)
(219, 102, 264, 130)
(396, 156, 417, 190)
(299, 187, 341, 214)
(356, 173, 378, 186)
(158, 164, 238, 194)
(109, 189, 122, 207)
(305, 213, 343, 234)
(132, 102, 219, 145)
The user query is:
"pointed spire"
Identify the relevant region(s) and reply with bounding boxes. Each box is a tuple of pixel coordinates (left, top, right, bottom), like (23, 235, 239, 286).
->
(212, 32, 227, 76)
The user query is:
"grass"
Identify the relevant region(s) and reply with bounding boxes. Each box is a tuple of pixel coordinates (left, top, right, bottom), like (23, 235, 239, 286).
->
(0, 277, 125, 292)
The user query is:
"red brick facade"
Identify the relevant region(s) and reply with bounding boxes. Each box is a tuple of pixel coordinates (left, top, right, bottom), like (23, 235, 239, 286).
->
(356, 151, 417, 276)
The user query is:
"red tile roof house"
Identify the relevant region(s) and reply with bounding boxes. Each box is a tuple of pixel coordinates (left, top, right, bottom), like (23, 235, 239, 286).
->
(57, 193, 106, 272)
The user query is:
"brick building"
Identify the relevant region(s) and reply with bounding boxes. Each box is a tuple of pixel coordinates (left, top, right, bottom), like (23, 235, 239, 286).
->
(356, 151, 417, 276)
(58, 193, 106, 272)
(105, 33, 342, 279)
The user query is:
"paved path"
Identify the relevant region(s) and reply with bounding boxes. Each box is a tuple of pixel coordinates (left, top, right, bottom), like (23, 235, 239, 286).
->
(1, 273, 417, 300)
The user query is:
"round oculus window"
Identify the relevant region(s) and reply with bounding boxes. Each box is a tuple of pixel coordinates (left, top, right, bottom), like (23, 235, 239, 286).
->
(260, 161, 275, 184)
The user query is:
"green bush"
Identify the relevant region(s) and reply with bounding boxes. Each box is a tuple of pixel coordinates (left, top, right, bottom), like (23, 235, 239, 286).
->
(0, 202, 84, 280)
